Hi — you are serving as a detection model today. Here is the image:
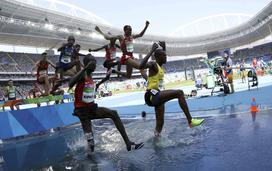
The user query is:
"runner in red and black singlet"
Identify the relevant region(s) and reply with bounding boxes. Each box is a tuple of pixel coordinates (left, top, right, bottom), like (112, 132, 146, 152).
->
(95, 21, 149, 80)
(69, 54, 144, 155)
(31, 52, 55, 96)
(89, 35, 121, 90)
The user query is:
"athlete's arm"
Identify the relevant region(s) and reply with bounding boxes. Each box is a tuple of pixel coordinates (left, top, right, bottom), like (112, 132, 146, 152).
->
(159, 41, 166, 51)
(76, 52, 87, 57)
(46, 60, 55, 69)
(4, 87, 8, 97)
(31, 62, 39, 75)
(57, 43, 67, 52)
(133, 21, 150, 39)
(95, 26, 122, 40)
(139, 43, 158, 70)
(89, 45, 107, 52)
(69, 62, 91, 88)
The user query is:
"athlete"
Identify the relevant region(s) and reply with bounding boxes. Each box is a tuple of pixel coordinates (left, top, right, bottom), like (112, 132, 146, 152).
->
(69, 54, 144, 153)
(31, 52, 55, 96)
(4, 80, 23, 110)
(95, 21, 149, 80)
(52, 37, 85, 93)
(89, 36, 121, 90)
(56, 36, 83, 79)
(139, 42, 204, 137)
(223, 52, 234, 93)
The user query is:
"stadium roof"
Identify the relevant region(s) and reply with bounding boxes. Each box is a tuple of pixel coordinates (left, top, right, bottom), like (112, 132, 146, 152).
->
(0, 0, 272, 56)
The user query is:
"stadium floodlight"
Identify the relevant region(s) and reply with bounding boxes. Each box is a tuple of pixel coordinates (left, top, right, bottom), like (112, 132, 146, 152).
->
(90, 32, 103, 40)
(59, 27, 69, 33)
(44, 23, 54, 30)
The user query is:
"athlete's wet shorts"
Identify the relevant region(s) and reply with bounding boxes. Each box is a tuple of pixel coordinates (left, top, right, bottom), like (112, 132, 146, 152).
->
(120, 53, 133, 65)
(227, 73, 233, 83)
(73, 103, 98, 121)
(144, 90, 161, 107)
(56, 62, 72, 71)
(103, 58, 118, 69)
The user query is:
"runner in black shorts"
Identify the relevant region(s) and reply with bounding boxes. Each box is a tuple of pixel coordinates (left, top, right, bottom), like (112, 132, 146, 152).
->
(69, 54, 144, 154)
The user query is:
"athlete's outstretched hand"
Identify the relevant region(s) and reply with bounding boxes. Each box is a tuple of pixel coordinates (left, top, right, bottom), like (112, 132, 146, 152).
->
(146, 21, 150, 26)
(95, 26, 100, 32)
(152, 43, 159, 51)
(158, 41, 166, 51)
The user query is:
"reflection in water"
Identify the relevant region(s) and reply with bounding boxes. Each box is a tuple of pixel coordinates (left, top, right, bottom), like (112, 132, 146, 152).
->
(251, 111, 257, 121)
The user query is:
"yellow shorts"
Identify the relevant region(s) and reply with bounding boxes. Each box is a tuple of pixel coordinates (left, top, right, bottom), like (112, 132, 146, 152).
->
(227, 74, 233, 83)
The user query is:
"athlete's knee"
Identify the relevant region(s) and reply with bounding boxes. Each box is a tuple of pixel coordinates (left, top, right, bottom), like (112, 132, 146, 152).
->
(105, 74, 110, 80)
(177, 90, 184, 97)
(110, 110, 119, 120)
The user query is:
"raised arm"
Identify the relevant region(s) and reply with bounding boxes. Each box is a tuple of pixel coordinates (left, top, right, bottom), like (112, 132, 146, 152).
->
(57, 43, 67, 52)
(133, 21, 150, 39)
(139, 43, 159, 70)
(69, 62, 92, 89)
(89, 45, 107, 52)
(95, 26, 122, 40)
(69, 69, 85, 89)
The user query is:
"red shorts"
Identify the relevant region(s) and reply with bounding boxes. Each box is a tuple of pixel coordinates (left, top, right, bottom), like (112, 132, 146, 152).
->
(121, 53, 133, 65)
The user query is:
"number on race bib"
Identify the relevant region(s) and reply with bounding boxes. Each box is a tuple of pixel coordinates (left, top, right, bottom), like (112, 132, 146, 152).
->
(39, 70, 47, 75)
(61, 55, 71, 63)
(150, 89, 158, 95)
(82, 83, 95, 103)
(126, 41, 134, 52)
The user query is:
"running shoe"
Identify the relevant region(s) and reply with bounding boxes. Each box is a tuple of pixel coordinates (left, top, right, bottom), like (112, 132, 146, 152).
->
(189, 118, 204, 128)
(154, 130, 161, 137)
(127, 142, 144, 151)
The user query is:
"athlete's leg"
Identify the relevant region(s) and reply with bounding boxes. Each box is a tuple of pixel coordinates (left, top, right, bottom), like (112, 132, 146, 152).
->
(159, 90, 192, 124)
(126, 58, 147, 80)
(91, 107, 143, 150)
(96, 70, 111, 91)
(37, 76, 48, 96)
(114, 61, 133, 79)
(154, 104, 165, 135)
(39, 76, 50, 96)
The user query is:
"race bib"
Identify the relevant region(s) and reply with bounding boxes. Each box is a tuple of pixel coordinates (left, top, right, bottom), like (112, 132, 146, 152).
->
(111, 51, 117, 58)
(126, 41, 134, 52)
(39, 70, 47, 76)
(61, 55, 71, 63)
(150, 89, 158, 95)
(9, 92, 15, 99)
(82, 83, 95, 103)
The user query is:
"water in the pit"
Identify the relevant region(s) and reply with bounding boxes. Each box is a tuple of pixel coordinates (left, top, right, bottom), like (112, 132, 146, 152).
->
(1, 109, 272, 171)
